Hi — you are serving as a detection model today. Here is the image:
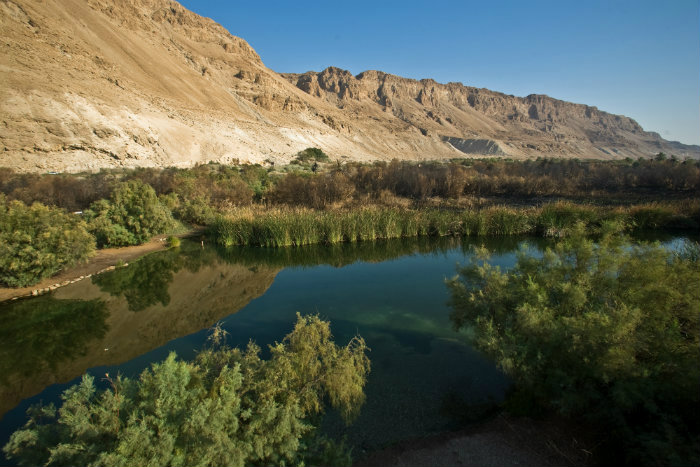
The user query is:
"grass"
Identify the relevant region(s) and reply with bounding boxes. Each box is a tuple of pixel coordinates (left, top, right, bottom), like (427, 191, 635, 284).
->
(209, 201, 699, 248)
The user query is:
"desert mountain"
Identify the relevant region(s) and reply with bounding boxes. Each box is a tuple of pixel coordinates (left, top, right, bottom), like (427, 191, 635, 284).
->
(1, 0, 697, 172)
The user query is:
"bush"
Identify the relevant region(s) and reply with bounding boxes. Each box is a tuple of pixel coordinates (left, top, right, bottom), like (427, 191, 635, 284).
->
(294, 147, 330, 163)
(85, 180, 175, 247)
(447, 225, 700, 465)
(0, 196, 95, 287)
(3, 315, 370, 467)
(269, 172, 355, 209)
(176, 196, 216, 225)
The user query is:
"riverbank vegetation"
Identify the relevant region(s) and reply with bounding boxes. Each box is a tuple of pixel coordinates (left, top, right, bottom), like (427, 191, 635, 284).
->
(447, 225, 700, 465)
(209, 201, 698, 247)
(1, 152, 698, 287)
(0, 195, 95, 287)
(3, 315, 370, 467)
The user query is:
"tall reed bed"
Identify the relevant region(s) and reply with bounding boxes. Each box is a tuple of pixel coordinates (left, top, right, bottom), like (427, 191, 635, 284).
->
(209, 201, 698, 248)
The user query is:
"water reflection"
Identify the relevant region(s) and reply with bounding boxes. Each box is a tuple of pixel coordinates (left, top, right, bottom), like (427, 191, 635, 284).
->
(92, 243, 219, 311)
(0, 296, 108, 379)
(3, 233, 682, 461)
(216, 235, 545, 269)
(0, 242, 280, 419)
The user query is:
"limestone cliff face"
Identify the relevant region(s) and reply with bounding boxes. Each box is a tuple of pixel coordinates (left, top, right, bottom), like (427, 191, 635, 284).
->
(284, 68, 696, 159)
(1, 0, 697, 172)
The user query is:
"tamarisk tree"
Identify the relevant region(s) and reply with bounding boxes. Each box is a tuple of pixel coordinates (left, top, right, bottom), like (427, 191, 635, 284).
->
(3, 314, 370, 467)
(447, 223, 699, 465)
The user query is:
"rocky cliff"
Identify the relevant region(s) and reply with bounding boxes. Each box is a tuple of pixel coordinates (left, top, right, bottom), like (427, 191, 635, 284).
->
(1, 0, 697, 172)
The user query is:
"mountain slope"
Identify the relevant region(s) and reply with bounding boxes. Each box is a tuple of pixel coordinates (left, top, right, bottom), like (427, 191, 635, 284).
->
(1, 0, 697, 172)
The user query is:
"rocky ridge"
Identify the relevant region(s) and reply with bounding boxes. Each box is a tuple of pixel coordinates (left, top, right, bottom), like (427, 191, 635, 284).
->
(1, 0, 697, 172)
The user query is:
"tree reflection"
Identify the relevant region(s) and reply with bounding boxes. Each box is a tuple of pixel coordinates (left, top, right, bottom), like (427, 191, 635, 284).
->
(0, 296, 108, 381)
(92, 242, 217, 312)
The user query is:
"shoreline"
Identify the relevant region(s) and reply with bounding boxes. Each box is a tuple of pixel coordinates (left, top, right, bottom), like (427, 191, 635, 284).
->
(355, 413, 594, 467)
(0, 229, 206, 303)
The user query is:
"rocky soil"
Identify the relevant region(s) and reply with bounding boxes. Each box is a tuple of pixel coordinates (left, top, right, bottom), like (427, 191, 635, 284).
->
(1, 0, 698, 173)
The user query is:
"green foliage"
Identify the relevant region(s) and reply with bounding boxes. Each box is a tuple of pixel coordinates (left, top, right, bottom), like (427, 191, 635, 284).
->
(167, 236, 181, 248)
(0, 196, 95, 287)
(85, 180, 175, 247)
(176, 196, 217, 225)
(238, 164, 272, 201)
(3, 315, 370, 467)
(210, 202, 697, 249)
(447, 225, 700, 465)
(0, 296, 108, 381)
(294, 147, 330, 163)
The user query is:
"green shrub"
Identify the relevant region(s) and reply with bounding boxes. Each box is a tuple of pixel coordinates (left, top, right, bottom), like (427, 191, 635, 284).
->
(85, 180, 175, 247)
(294, 147, 330, 163)
(4, 315, 370, 467)
(177, 196, 216, 225)
(0, 196, 95, 287)
(447, 226, 700, 465)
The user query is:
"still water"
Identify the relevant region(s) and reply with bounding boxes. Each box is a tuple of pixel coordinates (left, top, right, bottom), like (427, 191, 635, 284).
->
(0, 233, 689, 461)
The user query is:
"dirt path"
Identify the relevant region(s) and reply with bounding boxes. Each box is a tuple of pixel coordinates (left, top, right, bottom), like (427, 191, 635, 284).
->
(354, 414, 594, 467)
(0, 230, 205, 302)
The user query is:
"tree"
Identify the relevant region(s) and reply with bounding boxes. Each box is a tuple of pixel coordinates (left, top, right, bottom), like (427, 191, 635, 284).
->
(85, 180, 175, 247)
(3, 314, 370, 467)
(447, 224, 700, 465)
(0, 195, 95, 287)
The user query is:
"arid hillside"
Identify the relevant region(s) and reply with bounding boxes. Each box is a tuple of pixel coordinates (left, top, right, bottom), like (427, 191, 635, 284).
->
(1, 0, 697, 172)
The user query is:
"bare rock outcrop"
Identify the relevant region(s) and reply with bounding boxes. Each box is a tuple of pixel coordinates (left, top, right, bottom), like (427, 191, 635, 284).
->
(1, 0, 697, 172)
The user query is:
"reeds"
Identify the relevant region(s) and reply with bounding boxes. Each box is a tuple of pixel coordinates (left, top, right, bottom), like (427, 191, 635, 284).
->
(209, 202, 699, 248)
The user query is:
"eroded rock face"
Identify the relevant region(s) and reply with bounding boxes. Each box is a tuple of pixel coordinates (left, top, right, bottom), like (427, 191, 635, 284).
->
(1, 0, 697, 173)
(443, 137, 506, 156)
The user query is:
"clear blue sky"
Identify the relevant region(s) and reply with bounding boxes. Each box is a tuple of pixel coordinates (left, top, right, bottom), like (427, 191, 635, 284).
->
(179, 0, 699, 145)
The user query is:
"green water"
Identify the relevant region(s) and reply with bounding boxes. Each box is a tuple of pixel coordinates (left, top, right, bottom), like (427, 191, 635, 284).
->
(0, 233, 690, 461)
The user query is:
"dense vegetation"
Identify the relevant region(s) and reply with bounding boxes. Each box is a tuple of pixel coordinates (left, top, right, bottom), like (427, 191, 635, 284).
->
(1, 154, 698, 213)
(210, 202, 698, 247)
(84, 180, 176, 247)
(0, 195, 95, 287)
(0, 180, 177, 288)
(447, 225, 700, 465)
(1, 153, 698, 287)
(3, 315, 370, 467)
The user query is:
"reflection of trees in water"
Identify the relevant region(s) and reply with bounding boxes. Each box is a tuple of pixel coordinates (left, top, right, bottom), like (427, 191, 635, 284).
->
(89, 235, 545, 315)
(92, 242, 218, 312)
(215, 235, 541, 269)
(0, 296, 108, 381)
(92, 236, 548, 312)
(93, 250, 179, 311)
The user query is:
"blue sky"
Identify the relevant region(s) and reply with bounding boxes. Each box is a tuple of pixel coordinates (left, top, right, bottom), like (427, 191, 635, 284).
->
(179, 0, 699, 145)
